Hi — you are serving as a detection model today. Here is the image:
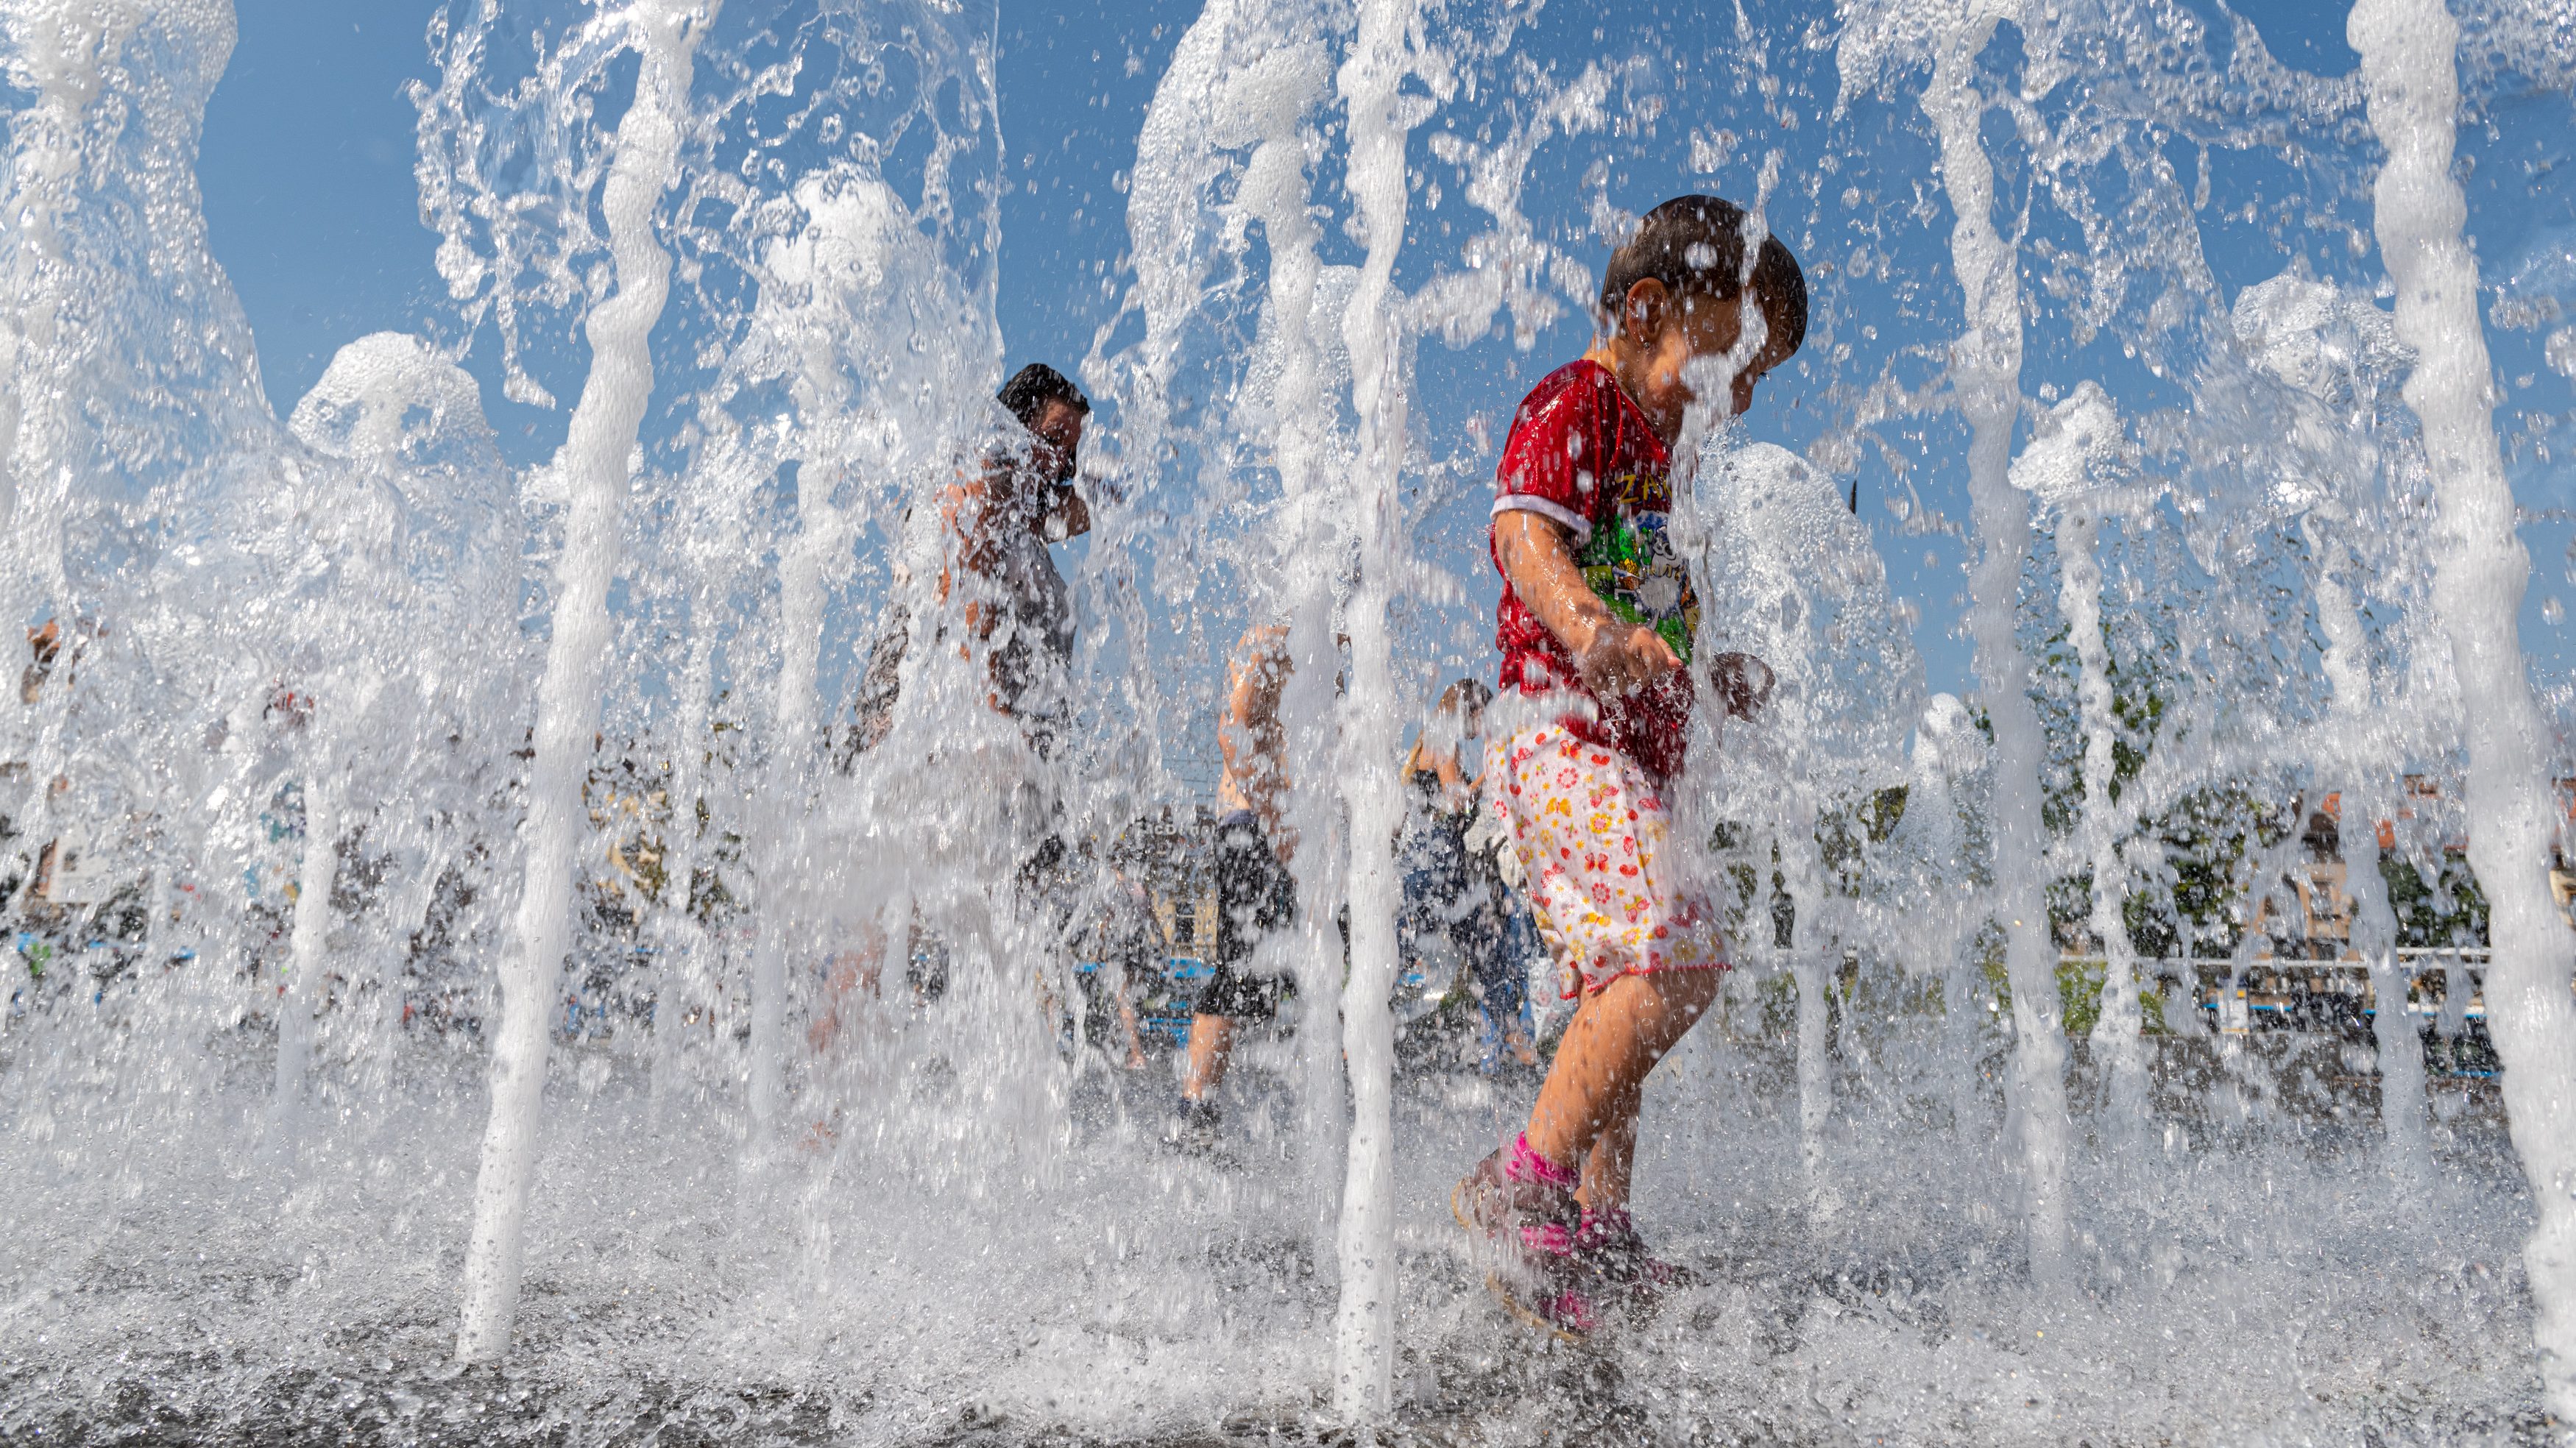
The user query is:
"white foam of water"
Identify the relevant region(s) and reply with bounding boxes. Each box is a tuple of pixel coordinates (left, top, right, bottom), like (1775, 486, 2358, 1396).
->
(0, 0, 153, 620)
(1696, 440, 1923, 1199)
(0, 0, 256, 965)
(2353, 0, 2576, 1415)
(7, 0, 2576, 1435)
(267, 767, 340, 1143)
(6, 1048, 2550, 1442)
(261, 332, 518, 1142)
(1898, 691, 1997, 1137)
(740, 172, 927, 1145)
(1119, 0, 1355, 1264)
(2232, 274, 2438, 1184)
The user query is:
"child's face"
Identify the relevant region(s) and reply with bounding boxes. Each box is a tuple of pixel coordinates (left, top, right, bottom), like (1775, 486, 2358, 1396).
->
(1618, 281, 1788, 436)
(1030, 400, 1085, 484)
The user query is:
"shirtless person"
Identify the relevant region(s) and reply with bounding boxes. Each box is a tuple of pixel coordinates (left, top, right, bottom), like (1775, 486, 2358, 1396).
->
(849, 362, 1093, 759)
(1171, 623, 1300, 1148)
(818, 364, 1096, 1051)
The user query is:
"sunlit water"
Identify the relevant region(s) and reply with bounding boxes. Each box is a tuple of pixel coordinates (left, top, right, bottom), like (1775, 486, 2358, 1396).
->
(4, 0, 2576, 1441)
(3, 1032, 2550, 1443)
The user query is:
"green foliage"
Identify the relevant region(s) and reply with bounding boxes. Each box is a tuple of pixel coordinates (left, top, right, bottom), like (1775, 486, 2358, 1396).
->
(1980, 940, 2168, 1036)
(1859, 786, 1909, 842)
(2121, 785, 2285, 959)
(2033, 619, 2162, 838)
(2380, 850, 2489, 948)
(2048, 953, 2170, 1037)
(1752, 970, 1798, 1040)
(1808, 786, 1914, 903)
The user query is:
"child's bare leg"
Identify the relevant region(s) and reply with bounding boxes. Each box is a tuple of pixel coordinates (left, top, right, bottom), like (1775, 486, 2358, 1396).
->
(806, 925, 890, 1056)
(1118, 999, 1150, 1069)
(1183, 1013, 1236, 1101)
(1579, 1090, 1641, 1215)
(1523, 968, 1719, 1176)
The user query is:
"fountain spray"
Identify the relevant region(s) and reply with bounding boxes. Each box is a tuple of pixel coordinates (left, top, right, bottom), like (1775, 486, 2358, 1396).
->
(744, 188, 880, 1149)
(645, 565, 723, 1120)
(2352, 0, 2576, 1414)
(0, 1, 157, 943)
(2310, 524, 2431, 1184)
(0, 0, 149, 627)
(456, 0, 715, 1364)
(1331, 0, 1418, 1418)
(1222, 13, 1349, 1256)
(2011, 384, 2151, 1138)
(2232, 269, 2434, 1181)
(1914, 4, 2071, 1284)
(269, 759, 343, 1143)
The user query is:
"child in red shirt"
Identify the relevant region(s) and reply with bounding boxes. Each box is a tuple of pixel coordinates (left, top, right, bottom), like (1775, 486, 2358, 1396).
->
(1456, 194, 1807, 1336)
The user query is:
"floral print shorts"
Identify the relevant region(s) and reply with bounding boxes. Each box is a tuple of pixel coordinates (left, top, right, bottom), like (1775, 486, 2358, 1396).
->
(1485, 726, 1727, 998)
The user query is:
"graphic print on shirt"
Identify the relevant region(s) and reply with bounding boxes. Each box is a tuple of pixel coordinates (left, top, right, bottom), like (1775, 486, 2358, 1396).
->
(1575, 473, 1698, 663)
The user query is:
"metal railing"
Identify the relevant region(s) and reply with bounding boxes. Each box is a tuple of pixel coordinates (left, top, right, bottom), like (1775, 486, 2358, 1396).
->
(2058, 948, 2499, 1031)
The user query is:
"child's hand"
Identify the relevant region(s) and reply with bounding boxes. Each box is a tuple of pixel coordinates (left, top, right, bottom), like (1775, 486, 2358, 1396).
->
(1495, 513, 1686, 698)
(1576, 620, 1683, 698)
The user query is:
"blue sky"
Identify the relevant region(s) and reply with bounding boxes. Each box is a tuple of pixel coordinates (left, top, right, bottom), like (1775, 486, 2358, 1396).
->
(199, 0, 2576, 737)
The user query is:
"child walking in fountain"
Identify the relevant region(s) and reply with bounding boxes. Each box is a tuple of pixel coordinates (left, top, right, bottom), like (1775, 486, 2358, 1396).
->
(1455, 194, 1804, 1336)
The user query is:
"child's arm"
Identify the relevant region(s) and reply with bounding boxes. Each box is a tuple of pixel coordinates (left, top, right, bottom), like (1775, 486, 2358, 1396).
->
(1220, 625, 1293, 842)
(1041, 482, 1091, 541)
(1493, 511, 1680, 696)
(933, 475, 991, 622)
(934, 474, 1019, 714)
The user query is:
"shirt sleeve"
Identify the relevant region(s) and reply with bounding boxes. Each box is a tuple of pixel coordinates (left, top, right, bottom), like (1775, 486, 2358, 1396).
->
(1489, 377, 1599, 546)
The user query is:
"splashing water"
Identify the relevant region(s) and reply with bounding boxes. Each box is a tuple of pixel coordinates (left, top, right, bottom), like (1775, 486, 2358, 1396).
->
(6, 0, 2576, 1441)
(2353, 0, 2576, 1417)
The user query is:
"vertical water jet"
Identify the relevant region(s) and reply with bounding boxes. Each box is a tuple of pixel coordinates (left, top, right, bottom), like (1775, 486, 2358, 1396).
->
(2012, 383, 2150, 1138)
(2352, 0, 2576, 1412)
(1786, 823, 1833, 1190)
(1331, 0, 1418, 1418)
(2309, 507, 2430, 1179)
(0, 0, 151, 622)
(1227, 18, 1347, 1255)
(456, 0, 715, 1364)
(269, 764, 342, 1139)
(1918, 8, 2070, 1283)
(647, 605, 721, 1118)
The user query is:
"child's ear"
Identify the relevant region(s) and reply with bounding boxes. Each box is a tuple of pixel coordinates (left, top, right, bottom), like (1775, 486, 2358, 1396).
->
(1620, 277, 1671, 347)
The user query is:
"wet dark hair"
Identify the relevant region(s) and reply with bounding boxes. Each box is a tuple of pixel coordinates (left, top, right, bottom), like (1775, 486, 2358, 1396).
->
(1599, 194, 1808, 361)
(997, 363, 1091, 428)
(1437, 677, 1494, 717)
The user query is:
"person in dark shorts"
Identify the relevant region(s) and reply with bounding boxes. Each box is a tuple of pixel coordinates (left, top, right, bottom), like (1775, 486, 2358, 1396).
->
(1172, 623, 1299, 1146)
(1070, 858, 1162, 1071)
(1198, 810, 1297, 1019)
(1398, 677, 1540, 1071)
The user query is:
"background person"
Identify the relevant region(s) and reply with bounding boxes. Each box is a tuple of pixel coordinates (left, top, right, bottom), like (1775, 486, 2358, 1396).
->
(847, 362, 1094, 761)
(1171, 622, 1302, 1150)
(818, 363, 1098, 1062)
(1396, 678, 1538, 1072)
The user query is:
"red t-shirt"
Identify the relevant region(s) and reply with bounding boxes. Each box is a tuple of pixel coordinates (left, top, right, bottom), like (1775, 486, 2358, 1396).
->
(1490, 359, 1699, 781)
